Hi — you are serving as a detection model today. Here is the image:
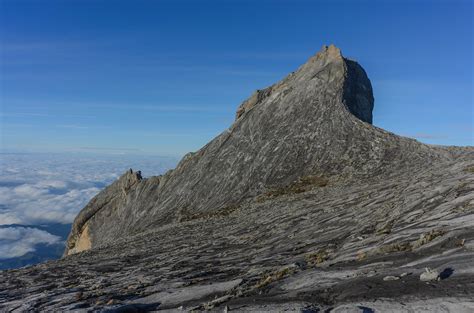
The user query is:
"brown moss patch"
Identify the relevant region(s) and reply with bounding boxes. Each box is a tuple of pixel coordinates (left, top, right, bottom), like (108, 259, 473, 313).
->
(411, 229, 446, 249)
(464, 166, 474, 174)
(305, 249, 330, 266)
(376, 221, 394, 236)
(371, 229, 446, 257)
(377, 242, 412, 254)
(257, 175, 328, 202)
(356, 251, 367, 261)
(255, 266, 297, 289)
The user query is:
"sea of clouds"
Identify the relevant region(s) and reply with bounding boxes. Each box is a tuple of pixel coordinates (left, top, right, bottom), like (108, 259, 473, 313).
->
(0, 227, 61, 259)
(0, 152, 177, 265)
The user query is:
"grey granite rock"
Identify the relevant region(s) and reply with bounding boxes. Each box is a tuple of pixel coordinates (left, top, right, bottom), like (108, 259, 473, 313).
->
(420, 267, 440, 282)
(65, 44, 457, 254)
(65, 169, 143, 255)
(1, 45, 473, 312)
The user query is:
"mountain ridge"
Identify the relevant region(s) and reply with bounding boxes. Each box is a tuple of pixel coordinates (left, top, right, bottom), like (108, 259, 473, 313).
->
(65, 44, 456, 255)
(2, 45, 473, 312)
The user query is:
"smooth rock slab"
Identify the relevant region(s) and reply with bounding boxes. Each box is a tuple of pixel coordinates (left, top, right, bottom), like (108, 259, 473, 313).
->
(131, 279, 242, 309)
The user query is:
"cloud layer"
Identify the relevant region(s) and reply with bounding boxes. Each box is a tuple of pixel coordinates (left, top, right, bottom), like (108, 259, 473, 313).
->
(0, 153, 177, 226)
(0, 227, 61, 259)
(0, 152, 177, 262)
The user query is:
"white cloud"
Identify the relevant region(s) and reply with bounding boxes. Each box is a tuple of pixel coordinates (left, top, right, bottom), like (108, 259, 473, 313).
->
(13, 184, 47, 197)
(0, 212, 22, 225)
(0, 227, 61, 259)
(0, 153, 178, 261)
(0, 183, 101, 225)
(0, 153, 178, 226)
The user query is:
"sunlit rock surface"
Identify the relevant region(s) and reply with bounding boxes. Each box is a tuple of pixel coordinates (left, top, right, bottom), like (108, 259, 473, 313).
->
(1, 45, 473, 312)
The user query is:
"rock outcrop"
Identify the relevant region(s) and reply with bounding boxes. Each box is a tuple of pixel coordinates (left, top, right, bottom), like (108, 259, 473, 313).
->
(65, 169, 143, 255)
(65, 44, 451, 254)
(1, 45, 473, 312)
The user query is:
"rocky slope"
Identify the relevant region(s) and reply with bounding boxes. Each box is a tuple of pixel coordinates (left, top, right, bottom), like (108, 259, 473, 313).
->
(66, 44, 455, 255)
(1, 45, 473, 312)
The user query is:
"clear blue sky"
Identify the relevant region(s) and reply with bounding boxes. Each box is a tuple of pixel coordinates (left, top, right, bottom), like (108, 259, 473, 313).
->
(1, 0, 472, 156)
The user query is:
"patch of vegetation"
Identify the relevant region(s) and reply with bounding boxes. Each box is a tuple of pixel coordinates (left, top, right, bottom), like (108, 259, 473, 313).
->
(372, 229, 446, 257)
(375, 221, 394, 236)
(256, 175, 328, 202)
(411, 229, 446, 249)
(377, 242, 411, 254)
(305, 249, 330, 266)
(255, 266, 298, 289)
(356, 251, 367, 261)
(452, 201, 474, 213)
(464, 166, 474, 174)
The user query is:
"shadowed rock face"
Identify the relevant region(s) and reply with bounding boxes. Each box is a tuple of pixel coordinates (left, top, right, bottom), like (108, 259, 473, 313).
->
(343, 59, 374, 124)
(2, 45, 473, 312)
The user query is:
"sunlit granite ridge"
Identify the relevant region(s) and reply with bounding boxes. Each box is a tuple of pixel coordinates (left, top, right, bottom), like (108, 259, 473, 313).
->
(1, 45, 473, 312)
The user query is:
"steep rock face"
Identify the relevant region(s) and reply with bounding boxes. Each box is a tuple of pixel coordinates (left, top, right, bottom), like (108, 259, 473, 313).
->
(343, 59, 374, 124)
(65, 170, 143, 255)
(3, 45, 474, 312)
(65, 44, 451, 254)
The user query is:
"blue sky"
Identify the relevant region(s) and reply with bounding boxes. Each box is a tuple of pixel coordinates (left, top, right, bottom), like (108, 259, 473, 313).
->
(1, 0, 472, 156)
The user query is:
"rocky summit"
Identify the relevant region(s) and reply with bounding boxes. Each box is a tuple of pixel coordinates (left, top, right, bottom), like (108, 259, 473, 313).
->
(1, 45, 474, 312)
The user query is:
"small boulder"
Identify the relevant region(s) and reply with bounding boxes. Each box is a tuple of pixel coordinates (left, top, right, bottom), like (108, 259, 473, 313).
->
(420, 268, 439, 282)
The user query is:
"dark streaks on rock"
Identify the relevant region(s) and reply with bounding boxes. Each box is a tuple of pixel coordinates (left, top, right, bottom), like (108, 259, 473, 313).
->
(1, 45, 473, 312)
